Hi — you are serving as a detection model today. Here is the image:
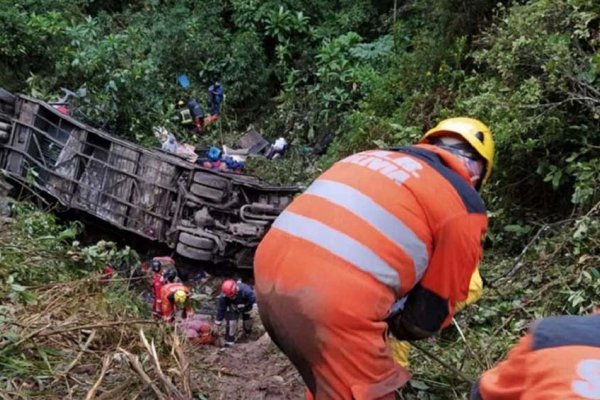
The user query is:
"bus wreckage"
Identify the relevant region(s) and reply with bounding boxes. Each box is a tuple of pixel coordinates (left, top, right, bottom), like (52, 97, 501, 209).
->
(0, 88, 300, 268)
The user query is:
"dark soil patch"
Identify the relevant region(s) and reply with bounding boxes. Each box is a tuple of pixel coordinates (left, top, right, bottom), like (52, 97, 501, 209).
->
(190, 333, 304, 400)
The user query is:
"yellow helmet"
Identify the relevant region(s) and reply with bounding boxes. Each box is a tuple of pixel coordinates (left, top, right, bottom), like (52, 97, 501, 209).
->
(173, 289, 187, 306)
(420, 117, 495, 186)
(177, 100, 185, 107)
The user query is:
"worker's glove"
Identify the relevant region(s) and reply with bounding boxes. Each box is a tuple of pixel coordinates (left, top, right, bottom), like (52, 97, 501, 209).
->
(387, 284, 447, 341)
(387, 312, 438, 341)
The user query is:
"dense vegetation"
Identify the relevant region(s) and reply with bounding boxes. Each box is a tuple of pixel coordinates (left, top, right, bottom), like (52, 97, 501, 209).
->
(1, 0, 599, 398)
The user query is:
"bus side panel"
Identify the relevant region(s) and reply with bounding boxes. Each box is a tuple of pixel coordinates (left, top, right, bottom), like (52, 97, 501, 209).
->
(127, 153, 180, 241)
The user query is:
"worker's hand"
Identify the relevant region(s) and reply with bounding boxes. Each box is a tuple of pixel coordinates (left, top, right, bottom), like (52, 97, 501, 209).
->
(388, 313, 437, 341)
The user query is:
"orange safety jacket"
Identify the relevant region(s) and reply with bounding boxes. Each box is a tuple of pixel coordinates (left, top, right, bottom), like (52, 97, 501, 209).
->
(268, 144, 487, 333)
(472, 314, 600, 400)
(160, 283, 193, 320)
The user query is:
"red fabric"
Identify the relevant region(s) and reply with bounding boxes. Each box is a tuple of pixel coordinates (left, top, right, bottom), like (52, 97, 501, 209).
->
(101, 265, 114, 285)
(204, 114, 219, 127)
(194, 116, 204, 132)
(152, 273, 164, 315)
(140, 261, 150, 273)
(55, 105, 70, 115)
(179, 316, 217, 345)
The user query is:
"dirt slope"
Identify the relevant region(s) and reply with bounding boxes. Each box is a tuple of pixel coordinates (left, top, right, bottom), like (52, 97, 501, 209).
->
(190, 333, 304, 399)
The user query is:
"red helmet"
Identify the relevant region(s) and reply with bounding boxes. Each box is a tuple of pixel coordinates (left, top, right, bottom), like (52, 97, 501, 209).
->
(221, 279, 238, 298)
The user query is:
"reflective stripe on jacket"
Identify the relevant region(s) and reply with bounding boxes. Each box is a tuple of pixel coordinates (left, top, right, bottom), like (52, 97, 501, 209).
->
(472, 314, 600, 400)
(178, 108, 193, 124)
(268, 144, 487, 331)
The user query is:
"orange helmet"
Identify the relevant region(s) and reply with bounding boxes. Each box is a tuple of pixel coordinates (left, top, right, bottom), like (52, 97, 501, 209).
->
(221, 279, 238, 298)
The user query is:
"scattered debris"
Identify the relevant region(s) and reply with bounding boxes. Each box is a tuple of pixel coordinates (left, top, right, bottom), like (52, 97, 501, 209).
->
(0, 273, 303, 399)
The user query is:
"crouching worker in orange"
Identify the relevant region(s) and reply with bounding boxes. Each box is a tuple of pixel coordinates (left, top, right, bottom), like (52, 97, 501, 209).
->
(254, 117, 495, 399)
(471, 313, 600, 400)
(160, 282, 194, 322)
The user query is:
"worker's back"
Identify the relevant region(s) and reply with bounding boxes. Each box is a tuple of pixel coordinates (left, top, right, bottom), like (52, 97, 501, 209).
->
(258, 144, 485, 298)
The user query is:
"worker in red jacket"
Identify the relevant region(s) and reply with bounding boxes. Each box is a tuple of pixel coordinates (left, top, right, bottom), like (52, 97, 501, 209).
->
(254, 117, 495, 399)
(160, 282, 193, 322)
(150, 260, 164, 318)
(471, 313, 600, 400)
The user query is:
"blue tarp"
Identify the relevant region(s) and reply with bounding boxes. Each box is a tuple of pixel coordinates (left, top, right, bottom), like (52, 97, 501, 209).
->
(177, 74, 190, 89)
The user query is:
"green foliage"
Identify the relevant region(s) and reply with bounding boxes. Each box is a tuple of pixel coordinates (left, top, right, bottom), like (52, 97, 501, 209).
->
(451, 0, 600, 222)
(0, 203, 83, 286)
(0, 202, 138, 291)
(318, 0, 599, 244)
(245, 146, 317, 185)
(0, 0, 387, 142)
(102, 279, 151, 318)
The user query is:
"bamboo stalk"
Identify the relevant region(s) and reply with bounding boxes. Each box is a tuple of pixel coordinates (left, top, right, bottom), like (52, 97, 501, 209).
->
(84, 354, 112, 400)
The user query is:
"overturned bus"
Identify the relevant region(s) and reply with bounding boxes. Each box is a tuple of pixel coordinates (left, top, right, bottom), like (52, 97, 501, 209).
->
(0, 88, 300, 268)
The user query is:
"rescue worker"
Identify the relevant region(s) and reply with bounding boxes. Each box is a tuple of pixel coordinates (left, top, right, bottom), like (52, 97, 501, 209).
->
(176, 100, 193, 129)
(151, 260, 164, 318)
(162, 268, 181, 284)
(160, 282, 193, 322)
(214, 279, 256, 346)
(471, 313, 600, 399)
(186, 98, 205, 132)
(208, 81, 224, 116)
(254, 117, 495, 399)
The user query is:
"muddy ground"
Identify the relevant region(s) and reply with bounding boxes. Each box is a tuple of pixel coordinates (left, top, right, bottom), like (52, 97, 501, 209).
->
(190, 333, 304, 400)
(169, 275, 304, 400)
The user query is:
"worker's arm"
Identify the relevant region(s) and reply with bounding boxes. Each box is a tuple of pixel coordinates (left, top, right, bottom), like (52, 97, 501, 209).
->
(470, 334, 532, 399)
(239, 284, 256, 313)
(389, 212, 486, 341)
(162, 295, 174, 321)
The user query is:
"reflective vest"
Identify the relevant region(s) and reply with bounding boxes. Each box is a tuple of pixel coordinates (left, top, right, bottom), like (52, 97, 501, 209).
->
(178, 108, 193, 125)
(267, 144, 487, 328)
(472, 314, 600, 399)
